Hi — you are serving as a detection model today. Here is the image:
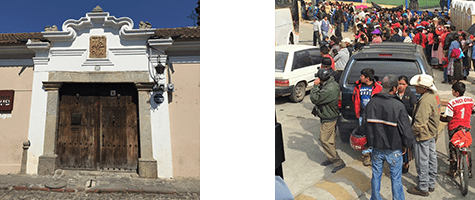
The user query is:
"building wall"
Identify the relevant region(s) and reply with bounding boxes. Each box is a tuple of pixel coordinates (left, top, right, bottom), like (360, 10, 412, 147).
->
(0, 66, 34, 174)
(26, 11, 174, 177)
(451, 0, 475, 32)
(167, 63, 200, 177)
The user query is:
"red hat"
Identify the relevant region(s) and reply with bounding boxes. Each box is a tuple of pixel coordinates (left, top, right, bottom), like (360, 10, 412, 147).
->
(391, 22, 401, 28)
(420, 21, 430, 27)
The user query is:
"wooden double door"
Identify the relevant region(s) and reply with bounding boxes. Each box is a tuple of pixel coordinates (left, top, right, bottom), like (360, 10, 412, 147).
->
(56, 83, 139, 171)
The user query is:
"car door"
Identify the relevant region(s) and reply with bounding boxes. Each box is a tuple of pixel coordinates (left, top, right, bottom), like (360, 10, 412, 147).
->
(290, 48, 322, 90)
(308, 48, 323, 83)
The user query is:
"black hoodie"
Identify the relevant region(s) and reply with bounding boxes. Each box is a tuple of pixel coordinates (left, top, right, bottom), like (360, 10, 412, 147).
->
(361, 93, 415, 150)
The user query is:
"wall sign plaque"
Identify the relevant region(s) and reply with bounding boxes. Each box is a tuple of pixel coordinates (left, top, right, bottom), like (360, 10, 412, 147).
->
(0, 90, 14, 111)
(89, 36, 107, 58)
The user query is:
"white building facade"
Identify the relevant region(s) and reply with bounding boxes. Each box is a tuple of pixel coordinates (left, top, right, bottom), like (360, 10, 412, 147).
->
(22, 7, 199, 178)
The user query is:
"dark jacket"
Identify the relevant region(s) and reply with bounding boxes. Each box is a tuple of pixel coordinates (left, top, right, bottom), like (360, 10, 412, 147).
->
(310, 76, 340, 123)
(390, 34, 404, 42)
(397, 87, 417, 116)
(361, 93, 415, 150)
(443, 31, 456, 50)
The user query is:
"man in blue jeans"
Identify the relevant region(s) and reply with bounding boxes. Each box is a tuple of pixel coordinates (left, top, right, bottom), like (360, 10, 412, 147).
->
(360, 74, 415, 200)
(407, 74, 440, 197)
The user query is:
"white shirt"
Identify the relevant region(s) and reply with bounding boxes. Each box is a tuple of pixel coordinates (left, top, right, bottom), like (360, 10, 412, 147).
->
(312, 20, 321, 32)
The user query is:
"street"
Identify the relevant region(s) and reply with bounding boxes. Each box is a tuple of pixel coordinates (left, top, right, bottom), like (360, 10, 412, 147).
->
(0, 190, 198, 200)
(275, 22, 475, 199)
(0, 172, 199, 200)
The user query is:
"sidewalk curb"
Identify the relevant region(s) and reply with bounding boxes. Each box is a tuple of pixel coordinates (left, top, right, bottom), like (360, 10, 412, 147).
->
(9, 186, 76, 192)
(7, 185, 180, 195)
(85, 188, 176, 194)
(0, 173, 199, 196)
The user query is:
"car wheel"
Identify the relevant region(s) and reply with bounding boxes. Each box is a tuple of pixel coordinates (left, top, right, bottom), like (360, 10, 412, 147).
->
(289, 82, 306, 102)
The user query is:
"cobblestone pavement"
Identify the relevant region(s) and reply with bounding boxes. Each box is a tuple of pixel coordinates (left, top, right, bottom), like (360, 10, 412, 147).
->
(0, 189, 199, 200)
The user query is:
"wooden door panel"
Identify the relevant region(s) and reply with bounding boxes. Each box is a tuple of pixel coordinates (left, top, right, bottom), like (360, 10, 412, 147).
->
(57, 84, 138, 171)
(100, 96, 133, 170)
(125, 95, 138, 170)
(57, 95, 98, 170)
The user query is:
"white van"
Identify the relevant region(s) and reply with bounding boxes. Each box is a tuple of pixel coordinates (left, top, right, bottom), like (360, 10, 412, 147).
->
(275, 7, 298, 46)
(275, 45, 322, 102)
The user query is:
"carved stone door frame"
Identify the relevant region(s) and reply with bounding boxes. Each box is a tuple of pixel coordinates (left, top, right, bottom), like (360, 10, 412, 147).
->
(37, 71, 157, 178)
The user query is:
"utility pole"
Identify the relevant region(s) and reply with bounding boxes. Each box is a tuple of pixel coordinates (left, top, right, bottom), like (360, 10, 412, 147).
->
(187, 10, 198, 26)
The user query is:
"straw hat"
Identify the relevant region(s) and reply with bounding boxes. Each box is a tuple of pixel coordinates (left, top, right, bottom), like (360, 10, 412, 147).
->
(342, 37, 352, 44)
(409, 74, 437, 92)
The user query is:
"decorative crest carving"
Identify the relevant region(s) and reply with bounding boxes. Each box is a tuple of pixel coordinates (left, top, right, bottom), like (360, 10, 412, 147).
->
(44, 25, 58, 32)
(89, 36, 107, 58)
(92, 5, 103, 13)
(139, 21, 152, 29)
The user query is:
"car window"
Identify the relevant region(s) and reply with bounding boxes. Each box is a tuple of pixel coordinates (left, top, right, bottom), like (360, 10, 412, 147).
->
(292, 50, 313, 71)
(308, 48, 322, 65)
(420, 58, 433, 76)
(346, 60, 421, 84)
(275, 51, 289, 72)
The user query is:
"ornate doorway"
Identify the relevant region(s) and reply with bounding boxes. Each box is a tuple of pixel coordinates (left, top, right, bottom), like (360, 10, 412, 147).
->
(56, 83, 139, 171)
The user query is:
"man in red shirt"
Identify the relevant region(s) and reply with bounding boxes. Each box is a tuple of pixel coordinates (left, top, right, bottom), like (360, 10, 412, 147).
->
(440, 82, 475, 178)
(320, 46, 335, 71)
(413, 26, 427, 48)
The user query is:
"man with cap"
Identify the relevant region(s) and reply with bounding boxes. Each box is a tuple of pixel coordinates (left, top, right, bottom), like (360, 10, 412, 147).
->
(310, 68, 345, 173)
(342, 37, 354, 57)
(334, 41, 350, 79)
(360, 74, 415, 200)
(320, 46, 335, 70)
(407, 74, 440, 197)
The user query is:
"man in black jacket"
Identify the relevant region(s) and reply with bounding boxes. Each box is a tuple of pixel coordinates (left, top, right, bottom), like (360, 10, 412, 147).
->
(361, 74, 415, 200)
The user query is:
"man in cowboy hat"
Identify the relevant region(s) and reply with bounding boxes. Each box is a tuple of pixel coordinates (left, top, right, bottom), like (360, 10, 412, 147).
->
(407, 74, 440, 197)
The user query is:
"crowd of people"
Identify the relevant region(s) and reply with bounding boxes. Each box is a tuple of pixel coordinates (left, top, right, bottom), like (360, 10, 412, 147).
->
(305, 1, 475, 199)
(307, 0, 475, 84)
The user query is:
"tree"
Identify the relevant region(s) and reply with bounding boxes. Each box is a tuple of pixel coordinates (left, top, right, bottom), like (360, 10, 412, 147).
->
(195, 1, 200, 26)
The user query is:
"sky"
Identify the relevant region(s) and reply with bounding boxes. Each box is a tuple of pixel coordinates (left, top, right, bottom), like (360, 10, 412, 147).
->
(0, 0, 199, 33)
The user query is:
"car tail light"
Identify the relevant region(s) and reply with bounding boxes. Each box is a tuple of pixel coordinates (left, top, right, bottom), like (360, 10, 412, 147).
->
(275, 79, 289, 87)
(338, 91, 342, 109)
(379, 54, 392, 57)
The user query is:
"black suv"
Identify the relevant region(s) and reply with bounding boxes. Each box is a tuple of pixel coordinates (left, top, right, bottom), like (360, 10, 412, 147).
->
(337, 43, 434, 142)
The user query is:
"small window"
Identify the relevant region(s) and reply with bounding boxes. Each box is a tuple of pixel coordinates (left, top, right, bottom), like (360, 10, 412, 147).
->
(275, 51, 289, 72)
(71, 113, 82, 126)
(308, 48, 322, 65)
(292, 50, 313, 71)
(346, 60, 421, 84)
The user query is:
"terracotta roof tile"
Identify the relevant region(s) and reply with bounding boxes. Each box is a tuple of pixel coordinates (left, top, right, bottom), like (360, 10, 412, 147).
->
(154, 27, 200, 41)
(0, 33, 46, 45)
